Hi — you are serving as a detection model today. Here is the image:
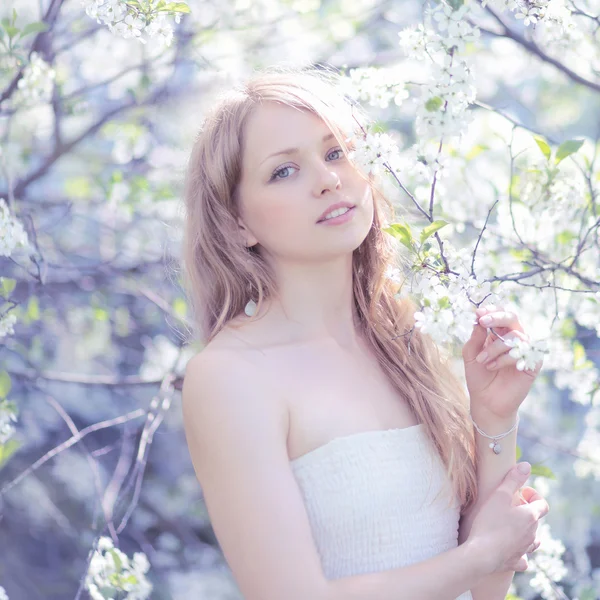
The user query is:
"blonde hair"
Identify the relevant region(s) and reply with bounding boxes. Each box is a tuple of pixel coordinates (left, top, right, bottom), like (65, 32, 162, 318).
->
(181, 65, 478, 513)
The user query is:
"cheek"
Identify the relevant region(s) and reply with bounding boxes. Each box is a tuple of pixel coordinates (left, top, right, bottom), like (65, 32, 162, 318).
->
(250, 188, 307, 241)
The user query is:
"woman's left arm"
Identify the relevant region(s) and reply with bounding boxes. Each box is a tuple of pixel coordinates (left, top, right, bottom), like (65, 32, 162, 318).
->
(457, 408, 519, 600)
(457, 304, 544, 600)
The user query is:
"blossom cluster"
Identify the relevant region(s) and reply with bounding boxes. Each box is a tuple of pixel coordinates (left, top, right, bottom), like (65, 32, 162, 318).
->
(0, 586, 8, 600)
(0, 400, 18, 445)
(0, 198, 29, 258)
(342, 0, 553, 374)
(397, 3, 479, 141)
(0, 313, 17, 339)
(527, 522, 569, 599)
(503, 336, 549, 372)
(13, 52, 55, 107)
(338, 66, 409, 109)
(347, 131, 401, 177)
(85, 537, 152, 600)
(82, 0, 188, 46)
(484, 0, 578, 45)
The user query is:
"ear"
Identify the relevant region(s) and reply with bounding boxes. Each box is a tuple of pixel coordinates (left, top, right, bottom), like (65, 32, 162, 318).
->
(237, 217, 258, 247)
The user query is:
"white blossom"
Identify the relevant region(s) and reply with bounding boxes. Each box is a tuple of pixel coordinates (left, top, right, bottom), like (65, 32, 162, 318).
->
(145, 15, 174, 47)
(14, 52, 55, 107)
(85, 536, 153, 600)
(0, 313, 17, 339)
(527, 523, 569, 599)
(110, 14, 146, 41)
(348, 131, 401, 177)
(0, 401, 18, 445)
(0, 199, 29, 257)
(82, 0, 187, 44)
(339, 67, 409, 109)
(0, 586, 8, 600)
(414, 305, 455, 343)
(504, 336, 549, 371)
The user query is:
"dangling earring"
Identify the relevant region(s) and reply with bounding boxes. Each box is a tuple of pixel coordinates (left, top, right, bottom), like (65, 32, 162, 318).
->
(244, 298, 257, 317)
(244, 242, 257, 317)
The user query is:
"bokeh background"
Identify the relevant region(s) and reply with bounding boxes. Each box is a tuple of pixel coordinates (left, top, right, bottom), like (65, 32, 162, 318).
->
(1, 0, 599, 598)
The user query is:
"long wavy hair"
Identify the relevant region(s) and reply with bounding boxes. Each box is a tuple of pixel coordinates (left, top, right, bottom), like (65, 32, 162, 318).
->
(181, 65, 478, 513)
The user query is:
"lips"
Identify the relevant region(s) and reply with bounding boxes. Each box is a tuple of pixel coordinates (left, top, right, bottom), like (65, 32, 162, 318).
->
(317, 201, 356, 223)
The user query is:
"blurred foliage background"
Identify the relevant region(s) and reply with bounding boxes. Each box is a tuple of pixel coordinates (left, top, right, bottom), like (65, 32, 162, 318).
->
(0, 0, 599, 598)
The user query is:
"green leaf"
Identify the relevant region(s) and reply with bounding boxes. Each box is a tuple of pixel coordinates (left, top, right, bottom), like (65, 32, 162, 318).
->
(573, 341, 585, 365)
(64, 176, 92, 199)
(555, 230, 577, 245)
(172, 298, 187, 318)
(515, 445, 522, 461)
(0, 439, 21, 470)
(573, 341, 591, 370)
(108, 548, 123, 572)
(0, 371, 11, 399)
(559, 317, 577, 339)
(20, 21, 49, 37)
(531, 464, 556, 480)
(93, 308, 109, 322)
(2, 24, 19, 39)
(555, 139, 584, 164)
(438, 296, 451, 309)
(578, 587, 599, 600)
(508, 247, 532, 262)
(383, 223, 413, 250)
(420, 220, 448, 244)
(160, 2, 191, 12)
(533, 136, 551, 161)
(465, 144, 488, 161)
(0, 278, 16, 297)
(425, 96, 443, 112)
(27, 296, 40, 321)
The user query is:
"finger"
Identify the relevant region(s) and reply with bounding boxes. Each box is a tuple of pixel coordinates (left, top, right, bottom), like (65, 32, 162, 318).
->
(520, 487, 544, 503)
(483, 350, 520, 371)
(475, 304, 495, 318)
(475, 331, 528, 365)
(462, 314, 488, 361)
(514, 556, 528, 572)
(517, 497, 550, 520)
(496, 463, 531, 499)
(478, 309, 523, 332)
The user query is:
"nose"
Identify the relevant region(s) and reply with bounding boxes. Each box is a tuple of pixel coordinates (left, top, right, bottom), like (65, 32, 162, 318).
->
(312, 159, 341, 196)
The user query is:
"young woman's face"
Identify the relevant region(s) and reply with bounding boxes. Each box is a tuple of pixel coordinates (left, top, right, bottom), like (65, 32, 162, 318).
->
(236, 101, 374, 261)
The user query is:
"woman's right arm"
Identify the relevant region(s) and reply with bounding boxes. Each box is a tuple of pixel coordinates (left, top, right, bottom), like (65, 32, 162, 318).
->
(182, 351, 493, 600)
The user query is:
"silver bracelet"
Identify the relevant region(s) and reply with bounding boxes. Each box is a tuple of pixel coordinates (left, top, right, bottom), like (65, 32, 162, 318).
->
(469, 412, 520, 455)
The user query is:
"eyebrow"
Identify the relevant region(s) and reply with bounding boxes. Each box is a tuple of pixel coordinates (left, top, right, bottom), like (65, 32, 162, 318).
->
(260, 133, 336, 166)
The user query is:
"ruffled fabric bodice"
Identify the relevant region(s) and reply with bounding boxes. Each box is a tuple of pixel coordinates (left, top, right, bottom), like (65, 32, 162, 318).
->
(290, 424, 473, 600)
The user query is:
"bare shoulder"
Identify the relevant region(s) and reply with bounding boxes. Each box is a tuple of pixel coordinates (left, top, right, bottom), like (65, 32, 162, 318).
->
(182, 342, 289, 457)
(181, 343, 329, 600)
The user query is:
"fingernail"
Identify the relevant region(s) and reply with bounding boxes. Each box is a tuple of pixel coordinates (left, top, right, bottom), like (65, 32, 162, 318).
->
(517, 462, 531, 475)
(476, 351, 488, 363)
(480, 315, 492, 325)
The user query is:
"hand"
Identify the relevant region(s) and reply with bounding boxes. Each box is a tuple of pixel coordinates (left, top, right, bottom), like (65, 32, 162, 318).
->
(513, 486, 546, 564)
(462, 304, 544, 420)
(467, 463, 550, 575)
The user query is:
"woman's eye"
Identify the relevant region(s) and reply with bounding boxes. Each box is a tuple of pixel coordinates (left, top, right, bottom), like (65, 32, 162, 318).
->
(270, 165, 297, 181)
(269, 148, 344, 181)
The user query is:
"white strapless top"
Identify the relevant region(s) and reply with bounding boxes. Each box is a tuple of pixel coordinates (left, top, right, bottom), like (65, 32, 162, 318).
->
(290, 424, 473, 600)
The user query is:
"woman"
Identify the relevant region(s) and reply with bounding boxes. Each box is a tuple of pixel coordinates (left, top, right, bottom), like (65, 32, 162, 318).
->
(180, 66, 549, 600)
